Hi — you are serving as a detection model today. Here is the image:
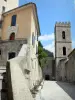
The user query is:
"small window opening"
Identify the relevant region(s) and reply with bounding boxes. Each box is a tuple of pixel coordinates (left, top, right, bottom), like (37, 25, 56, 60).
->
(8, 52, 16, 59)
(0, 50, 1, 55)
(2, 6, 5, 13)
(62, 31, 65, 39)
(63, 47, 66, 55)
(45, 75, 50, 80)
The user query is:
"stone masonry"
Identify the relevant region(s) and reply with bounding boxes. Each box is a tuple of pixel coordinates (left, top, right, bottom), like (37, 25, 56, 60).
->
(55, 22, 72, 80)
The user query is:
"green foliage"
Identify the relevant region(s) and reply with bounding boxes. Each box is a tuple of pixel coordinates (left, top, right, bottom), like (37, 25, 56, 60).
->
(38, 41, 48, 66)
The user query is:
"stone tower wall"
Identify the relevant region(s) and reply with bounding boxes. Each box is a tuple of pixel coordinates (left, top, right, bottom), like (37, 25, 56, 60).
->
(55, 22, 72, 80)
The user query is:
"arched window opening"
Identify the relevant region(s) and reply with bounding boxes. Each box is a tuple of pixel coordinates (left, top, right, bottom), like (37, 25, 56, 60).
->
(9, 32, 15, 40)
(62, 31, 65, 39)
(63, 47, 66, 55)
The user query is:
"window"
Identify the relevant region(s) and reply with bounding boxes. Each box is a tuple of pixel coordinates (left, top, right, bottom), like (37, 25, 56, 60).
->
(11, 15, 17, 26)
(45, 75, 50, 80)
(0, 50, 1, 55)
(2, 6, 5, 13)
(63, 47, 66, 55)
(0, 20, 2, 28)
(9, 32, 15, 40)
(32, 33, 35, 46)
(4, 0, 7, 1)
(62, 31, 65, 39)
(8, 52, 16, 59)
(36, 45, 38, 54)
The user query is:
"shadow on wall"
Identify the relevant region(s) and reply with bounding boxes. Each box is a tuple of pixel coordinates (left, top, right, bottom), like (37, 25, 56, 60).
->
(56, 81, 75, 100)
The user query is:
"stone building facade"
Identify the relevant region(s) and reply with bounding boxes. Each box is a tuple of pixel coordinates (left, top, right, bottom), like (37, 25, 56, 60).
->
(0, 3, 42, 100)
(55, 22, 75, 82)
(55, 22, 72, 80)
(65, 49, 75, 82)
(57, 48, 75, 82)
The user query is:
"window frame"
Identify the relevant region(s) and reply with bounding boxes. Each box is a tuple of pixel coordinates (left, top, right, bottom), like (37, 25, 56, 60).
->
(11, 15, 17, 26)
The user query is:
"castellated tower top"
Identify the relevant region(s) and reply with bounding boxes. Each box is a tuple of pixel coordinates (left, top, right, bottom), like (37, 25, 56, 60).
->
(55, 22, 71, 27)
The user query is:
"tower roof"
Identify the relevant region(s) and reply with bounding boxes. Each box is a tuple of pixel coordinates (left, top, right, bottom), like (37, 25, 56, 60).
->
(55, 22, 71, 27)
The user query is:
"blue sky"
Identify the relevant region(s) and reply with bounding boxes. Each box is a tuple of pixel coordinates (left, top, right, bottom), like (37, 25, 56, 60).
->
(19, 0, 75, 53)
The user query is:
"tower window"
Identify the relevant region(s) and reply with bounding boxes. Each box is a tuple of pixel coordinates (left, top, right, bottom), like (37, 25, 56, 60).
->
(63, 47, 66, 55)
(9, 32, 15, 40)
(62, 31, 65, 39)
(11, 15, 17, 26)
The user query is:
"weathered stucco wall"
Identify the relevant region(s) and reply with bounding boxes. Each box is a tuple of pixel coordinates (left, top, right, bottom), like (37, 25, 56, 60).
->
(7, 58, 34, 100)
(2, 6, 32, 40)
(6, 44, 42, 100)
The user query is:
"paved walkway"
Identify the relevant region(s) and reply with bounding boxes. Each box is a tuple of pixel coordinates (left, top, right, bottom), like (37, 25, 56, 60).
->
(35, 81, 75, 100)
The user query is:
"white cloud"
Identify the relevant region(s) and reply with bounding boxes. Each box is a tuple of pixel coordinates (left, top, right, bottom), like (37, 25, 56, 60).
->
(38, 33, 54, 41)
(38, 33, 55, 55)
(43, 40, 75, 56)
(44, 41, 55, 56)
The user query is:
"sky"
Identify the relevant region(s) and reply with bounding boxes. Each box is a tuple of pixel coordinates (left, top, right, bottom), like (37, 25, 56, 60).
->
(19, 0, 75, 54)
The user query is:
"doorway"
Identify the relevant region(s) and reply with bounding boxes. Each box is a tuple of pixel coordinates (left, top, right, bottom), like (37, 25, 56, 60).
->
(45, 75, 50, 80)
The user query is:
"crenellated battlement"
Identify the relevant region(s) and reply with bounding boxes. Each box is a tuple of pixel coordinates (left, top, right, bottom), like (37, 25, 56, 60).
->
(55, 22, 71, 27)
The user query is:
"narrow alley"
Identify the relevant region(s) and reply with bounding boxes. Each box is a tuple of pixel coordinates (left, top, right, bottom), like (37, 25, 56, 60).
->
(35, 81, 75, 100)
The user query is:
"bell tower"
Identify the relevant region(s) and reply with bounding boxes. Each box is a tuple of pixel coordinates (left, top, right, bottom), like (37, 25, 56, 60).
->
(55, 22, 72, 79)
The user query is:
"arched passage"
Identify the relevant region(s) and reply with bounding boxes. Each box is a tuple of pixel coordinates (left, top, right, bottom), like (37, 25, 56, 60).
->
(9, 32, 15, 40)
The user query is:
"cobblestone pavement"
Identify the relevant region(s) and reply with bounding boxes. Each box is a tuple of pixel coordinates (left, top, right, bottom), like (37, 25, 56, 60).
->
(35, 81, 75, 100)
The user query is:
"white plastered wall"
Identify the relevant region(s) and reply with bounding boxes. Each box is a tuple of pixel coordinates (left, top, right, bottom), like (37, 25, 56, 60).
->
(0, 0, 7, 19)
(6, 0, 19, 11)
